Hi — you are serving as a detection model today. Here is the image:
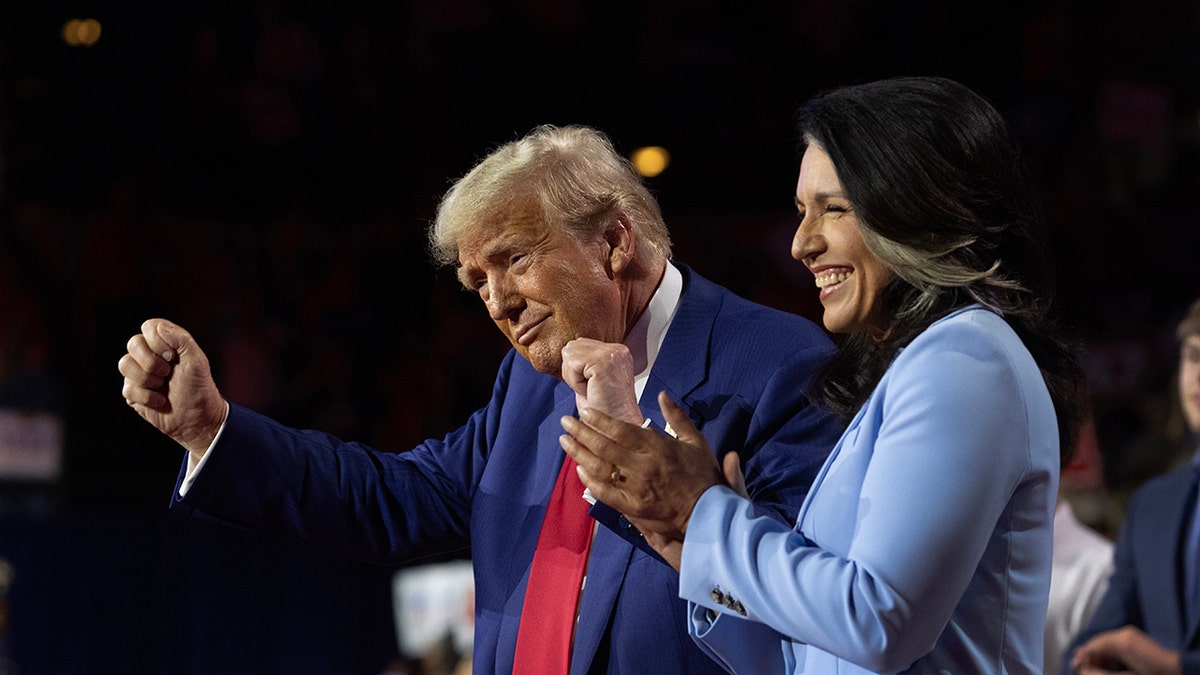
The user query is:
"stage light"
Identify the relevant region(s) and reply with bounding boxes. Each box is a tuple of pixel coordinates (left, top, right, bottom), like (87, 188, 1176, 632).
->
(62, 18, 102, 47)
(630, 146, 670, 178)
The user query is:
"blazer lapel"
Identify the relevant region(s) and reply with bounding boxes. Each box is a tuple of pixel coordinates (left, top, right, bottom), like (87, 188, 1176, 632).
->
(1146, 471, 1198, 643)
(570, 524, 636, 674)
(641, 264, 719, 418)
(569, 264, 719, 671)
(1181, 473, 1200, 645)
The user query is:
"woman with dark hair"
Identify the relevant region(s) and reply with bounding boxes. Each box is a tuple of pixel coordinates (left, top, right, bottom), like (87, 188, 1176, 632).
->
(559, 76, 1087, 674)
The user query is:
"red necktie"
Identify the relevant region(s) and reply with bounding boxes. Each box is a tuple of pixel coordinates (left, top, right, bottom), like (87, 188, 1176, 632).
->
(512, 455, 595, 674)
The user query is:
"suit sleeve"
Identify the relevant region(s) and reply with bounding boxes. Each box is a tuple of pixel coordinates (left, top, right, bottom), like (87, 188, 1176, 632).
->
(169, 351, 522, 565)
(687, 601, 793, 674)
(734, 342, 843, 525)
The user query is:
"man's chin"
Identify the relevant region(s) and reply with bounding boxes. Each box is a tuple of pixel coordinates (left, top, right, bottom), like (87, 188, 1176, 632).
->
(517, 346, 563, 378)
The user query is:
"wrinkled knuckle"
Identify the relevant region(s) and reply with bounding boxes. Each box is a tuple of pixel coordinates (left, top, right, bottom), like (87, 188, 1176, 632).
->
(123, 368, 146, 387)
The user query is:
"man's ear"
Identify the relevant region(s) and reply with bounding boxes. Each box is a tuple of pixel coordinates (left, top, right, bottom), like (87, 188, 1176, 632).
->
(604, 215, 637, 275)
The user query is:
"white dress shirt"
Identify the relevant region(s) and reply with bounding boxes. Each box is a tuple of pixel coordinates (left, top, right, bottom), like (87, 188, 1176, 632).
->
(1044, 499, 1114, 675)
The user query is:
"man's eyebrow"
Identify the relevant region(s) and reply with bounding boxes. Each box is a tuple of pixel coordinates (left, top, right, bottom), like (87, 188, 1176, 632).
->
(479, 230, 530, 257)
(455, 231, 532, 288)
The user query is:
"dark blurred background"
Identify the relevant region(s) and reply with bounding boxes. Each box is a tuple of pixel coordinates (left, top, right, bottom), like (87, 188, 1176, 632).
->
(1, 1, 1199, 673)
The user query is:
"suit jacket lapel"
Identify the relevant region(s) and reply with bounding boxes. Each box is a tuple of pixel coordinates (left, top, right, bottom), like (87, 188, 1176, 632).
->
(1148, 470, 1197, 643)
(641, 264, 719, 419)
(1181, 473, 1200, 645)
(570, 264, 719, 671)
(570, 523, 636, 674)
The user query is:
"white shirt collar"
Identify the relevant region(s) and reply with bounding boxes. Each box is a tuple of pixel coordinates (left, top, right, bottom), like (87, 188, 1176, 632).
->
(625, 263, 683, 401)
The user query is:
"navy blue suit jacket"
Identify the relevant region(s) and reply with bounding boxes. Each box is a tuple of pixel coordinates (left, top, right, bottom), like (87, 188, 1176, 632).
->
(1065, 461, 1200, 674)
(170, 264, 843, 674)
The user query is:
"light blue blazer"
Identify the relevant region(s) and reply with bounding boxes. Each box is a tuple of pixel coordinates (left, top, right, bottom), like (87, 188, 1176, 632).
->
(678, 306, 1060, 674)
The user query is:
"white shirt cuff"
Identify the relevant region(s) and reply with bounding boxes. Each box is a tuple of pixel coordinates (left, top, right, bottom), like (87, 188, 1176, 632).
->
(177, 401, 230, 497)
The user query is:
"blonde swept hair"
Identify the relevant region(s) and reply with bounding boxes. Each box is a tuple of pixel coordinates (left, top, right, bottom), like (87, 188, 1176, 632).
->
(428, 124, 671, 267)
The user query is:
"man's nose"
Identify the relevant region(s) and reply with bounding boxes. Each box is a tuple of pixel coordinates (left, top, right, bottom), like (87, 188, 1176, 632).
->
(485, 277, 522, 321)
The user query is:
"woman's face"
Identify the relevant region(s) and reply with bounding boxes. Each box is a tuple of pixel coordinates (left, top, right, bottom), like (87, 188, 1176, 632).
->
(1180, 334, 1200, 433)
(791, 144, 894, 336)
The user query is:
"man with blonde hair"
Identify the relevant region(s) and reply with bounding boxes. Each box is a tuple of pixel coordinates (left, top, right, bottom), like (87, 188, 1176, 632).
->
(119, 124, 843, 674)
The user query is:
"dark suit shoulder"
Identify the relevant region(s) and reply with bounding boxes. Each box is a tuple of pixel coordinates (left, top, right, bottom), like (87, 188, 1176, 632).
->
(1129, 463, 1196, 503)
(1120, 463, 1197, 542)
(678, 263, 834, 358)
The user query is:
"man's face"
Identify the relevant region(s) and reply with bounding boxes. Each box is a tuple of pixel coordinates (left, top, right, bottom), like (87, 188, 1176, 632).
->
(1180, 334, 1200, 433)
(456, 201, 627, 377)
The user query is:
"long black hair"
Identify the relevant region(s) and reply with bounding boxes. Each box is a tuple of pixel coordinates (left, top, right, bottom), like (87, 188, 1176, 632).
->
(797, 76, 1086, 465)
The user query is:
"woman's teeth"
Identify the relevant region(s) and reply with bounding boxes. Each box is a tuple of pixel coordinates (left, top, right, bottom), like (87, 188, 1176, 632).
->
(815, 271, 852, 289)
